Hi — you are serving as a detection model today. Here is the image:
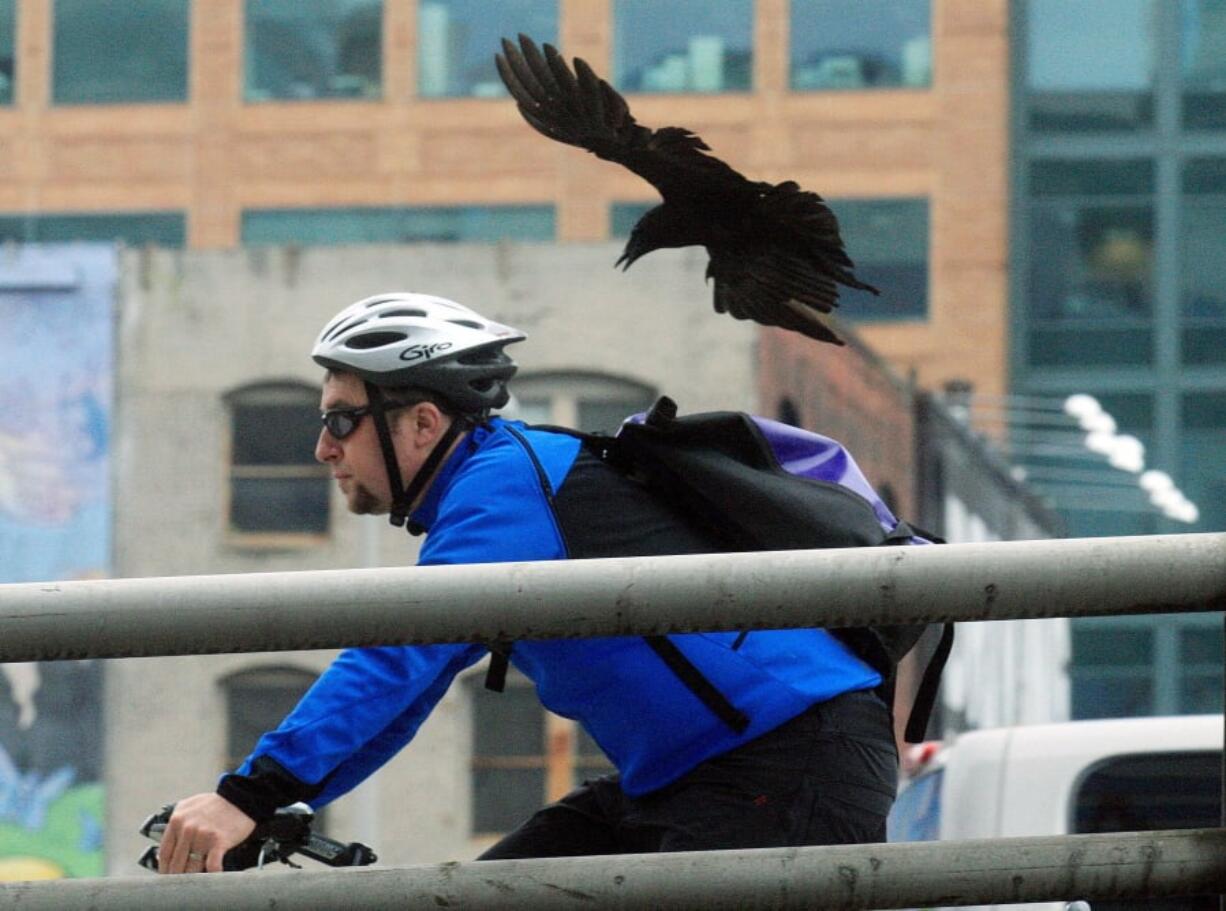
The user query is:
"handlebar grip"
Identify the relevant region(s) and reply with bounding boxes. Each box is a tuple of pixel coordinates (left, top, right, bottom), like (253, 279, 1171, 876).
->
(137, 800, 374, 871)
(297, 832, 378, 867)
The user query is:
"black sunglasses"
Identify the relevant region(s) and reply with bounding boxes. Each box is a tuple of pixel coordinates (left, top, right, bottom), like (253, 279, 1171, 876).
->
(321, 402, 412, 440)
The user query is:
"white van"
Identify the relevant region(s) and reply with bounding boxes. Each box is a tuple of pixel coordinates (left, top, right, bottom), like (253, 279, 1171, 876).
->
(886, 715, 1223, 911)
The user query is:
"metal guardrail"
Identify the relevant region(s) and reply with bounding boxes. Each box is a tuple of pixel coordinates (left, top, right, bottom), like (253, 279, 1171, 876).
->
(2, 829, 1223, 909)
(1, 533, 1224, 908)
(0, 533, 1222, 662)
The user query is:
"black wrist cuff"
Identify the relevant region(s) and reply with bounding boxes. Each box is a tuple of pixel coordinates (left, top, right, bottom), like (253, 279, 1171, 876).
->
(216, 755, 322, 823)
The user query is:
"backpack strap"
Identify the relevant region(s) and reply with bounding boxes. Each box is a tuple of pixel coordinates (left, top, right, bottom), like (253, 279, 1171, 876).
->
(644, 635, 750, 734)
(882, 519, 952, 741)
(904, 623, 955, 742)
(484, 644, 512, 692)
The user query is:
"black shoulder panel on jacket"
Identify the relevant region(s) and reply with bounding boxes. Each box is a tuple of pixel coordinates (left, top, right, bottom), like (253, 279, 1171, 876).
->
(551, 447, 725, 560)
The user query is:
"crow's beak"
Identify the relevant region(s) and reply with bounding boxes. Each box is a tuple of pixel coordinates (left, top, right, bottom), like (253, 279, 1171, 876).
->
(615, 239, 645, 271)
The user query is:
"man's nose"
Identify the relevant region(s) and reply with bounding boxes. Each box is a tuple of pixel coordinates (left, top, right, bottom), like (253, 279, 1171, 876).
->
(315, 428, 340, 463)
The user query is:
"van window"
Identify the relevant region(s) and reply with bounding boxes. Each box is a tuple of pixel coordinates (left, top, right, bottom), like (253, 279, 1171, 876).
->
(887, 768, 942, 842)
(1073, 750, 1219, 910)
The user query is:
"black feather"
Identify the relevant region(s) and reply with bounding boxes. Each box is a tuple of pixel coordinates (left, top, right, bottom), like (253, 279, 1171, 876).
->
(496, 35, 879, 346)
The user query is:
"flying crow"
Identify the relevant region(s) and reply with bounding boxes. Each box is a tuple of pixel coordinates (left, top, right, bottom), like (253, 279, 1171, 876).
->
(495, 34, 879, 345)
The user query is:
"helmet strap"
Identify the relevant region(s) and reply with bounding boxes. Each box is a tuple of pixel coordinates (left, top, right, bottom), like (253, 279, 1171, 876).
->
(364, 383, 411, 527)
(402, 415, 469, 536)
(364, 382, 471, 535)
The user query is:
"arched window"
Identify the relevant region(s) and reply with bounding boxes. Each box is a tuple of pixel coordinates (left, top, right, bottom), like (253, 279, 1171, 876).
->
(225, 381, 329, 543)
(502, 371, 657, 434)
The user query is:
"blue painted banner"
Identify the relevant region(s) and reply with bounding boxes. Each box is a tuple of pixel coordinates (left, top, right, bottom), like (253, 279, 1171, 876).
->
(0, 244, 115, 880)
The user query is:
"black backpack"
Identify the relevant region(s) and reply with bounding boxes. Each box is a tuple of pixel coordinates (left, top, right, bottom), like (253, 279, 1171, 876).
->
(490, 396, 953, 743)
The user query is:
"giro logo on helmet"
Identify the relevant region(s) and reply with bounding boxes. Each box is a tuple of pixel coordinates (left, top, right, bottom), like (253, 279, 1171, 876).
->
(399, 342, 454, 363)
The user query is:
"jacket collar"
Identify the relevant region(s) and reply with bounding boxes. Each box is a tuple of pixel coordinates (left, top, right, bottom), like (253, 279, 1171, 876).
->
(408, 418, 503, 533)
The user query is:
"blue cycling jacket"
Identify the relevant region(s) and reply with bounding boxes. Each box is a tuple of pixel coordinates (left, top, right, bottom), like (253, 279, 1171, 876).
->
(223, 419, 880, 815)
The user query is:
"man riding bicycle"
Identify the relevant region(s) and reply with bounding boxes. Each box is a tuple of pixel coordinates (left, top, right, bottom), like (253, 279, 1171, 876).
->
(158, 292, 898, 874)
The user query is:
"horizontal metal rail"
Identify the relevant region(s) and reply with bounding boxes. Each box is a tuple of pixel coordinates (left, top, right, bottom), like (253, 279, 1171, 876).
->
(3, 828, 1224, 910)
(1, 533, 1223, 662)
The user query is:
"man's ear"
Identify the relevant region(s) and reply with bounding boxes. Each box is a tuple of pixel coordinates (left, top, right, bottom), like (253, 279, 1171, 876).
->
(407, 402, 452, 447)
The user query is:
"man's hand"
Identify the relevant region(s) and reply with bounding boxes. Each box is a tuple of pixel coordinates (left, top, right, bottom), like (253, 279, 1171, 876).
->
(157, 793, 255, 874)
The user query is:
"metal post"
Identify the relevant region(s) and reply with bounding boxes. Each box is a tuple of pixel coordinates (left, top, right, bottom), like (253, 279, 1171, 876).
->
(3, 829, 1225, 910)
(0, 534, 1223, 663)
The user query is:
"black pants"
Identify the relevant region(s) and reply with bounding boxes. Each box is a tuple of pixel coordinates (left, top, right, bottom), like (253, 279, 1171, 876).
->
(478, 689, 898, 859)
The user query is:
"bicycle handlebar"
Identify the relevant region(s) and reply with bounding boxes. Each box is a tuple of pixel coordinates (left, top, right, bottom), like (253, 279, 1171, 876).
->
(137, 802, 377, 872)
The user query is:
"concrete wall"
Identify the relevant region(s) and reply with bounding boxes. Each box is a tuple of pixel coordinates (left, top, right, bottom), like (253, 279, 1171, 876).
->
(105, 241, 759, 872)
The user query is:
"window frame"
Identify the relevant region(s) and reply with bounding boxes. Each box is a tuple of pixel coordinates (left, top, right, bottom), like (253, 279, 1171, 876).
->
(466, 666, 614, 841)
(223, 380, 331, 550)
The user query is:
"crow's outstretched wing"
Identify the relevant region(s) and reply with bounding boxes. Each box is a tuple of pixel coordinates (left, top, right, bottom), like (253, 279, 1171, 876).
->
(496, 33, 879, 346)
(495, 34, 749, 202)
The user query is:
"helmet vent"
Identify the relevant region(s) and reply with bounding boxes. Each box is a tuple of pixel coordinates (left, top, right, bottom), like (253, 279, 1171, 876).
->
(448, 319, 484, 330)
(379, 308, 429, 319)
(345, 331, 408, 350)
(324, 317, 366, 343)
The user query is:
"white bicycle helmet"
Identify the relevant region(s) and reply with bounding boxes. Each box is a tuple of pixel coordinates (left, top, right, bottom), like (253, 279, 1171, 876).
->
(312, 292, 525, 414)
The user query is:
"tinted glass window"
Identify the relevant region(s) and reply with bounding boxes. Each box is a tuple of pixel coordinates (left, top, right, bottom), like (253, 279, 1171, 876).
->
(1025, 0, 1156, 131)
(0, 0, 14, 105)
(1179, 626, 1224, 713)
(1182, 0, 1226, 130)
(1180, 393, 1226, 532)
(232, 403, 319, 466)
(1027, 160, 1154, 367)
(1076, 751, 1220, 832)
(1071, 621, 1154, 718)
(1073, 751, 1219, 911)
(790, 0, 931, 90)
(418, 0, 556, 97)
(1182, 159, 1226, 364)
(0, 213, 186, 247)
(242, 206, 555, 245)
(830, 198, 929, 320)
(245, 0, 381, 102)
(1031, 159, 1155, 197)
(53, 0, 189, 104)
(613, 0, 752, 93)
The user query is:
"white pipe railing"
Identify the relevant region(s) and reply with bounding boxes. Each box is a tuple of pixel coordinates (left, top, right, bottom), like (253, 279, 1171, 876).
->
(1, 829, 1223, 909)
(1, 533, 1224, 909)
(0, 534, 1222, 662)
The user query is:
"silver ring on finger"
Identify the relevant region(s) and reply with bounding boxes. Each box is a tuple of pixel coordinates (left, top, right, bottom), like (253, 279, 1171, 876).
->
(188, 851, 205, 862)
